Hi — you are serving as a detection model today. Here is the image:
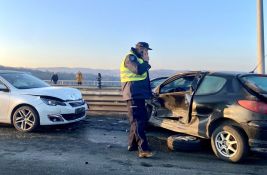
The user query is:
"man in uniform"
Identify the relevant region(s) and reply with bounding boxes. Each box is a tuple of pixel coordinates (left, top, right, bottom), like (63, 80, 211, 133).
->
(120, 42, 153, 158)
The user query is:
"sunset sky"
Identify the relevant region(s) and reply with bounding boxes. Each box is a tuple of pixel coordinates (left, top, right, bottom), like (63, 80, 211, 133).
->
(0, 0, 265, 71)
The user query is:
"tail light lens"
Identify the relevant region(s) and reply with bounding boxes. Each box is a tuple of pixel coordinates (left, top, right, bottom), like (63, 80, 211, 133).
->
(238, 100, 267, 114)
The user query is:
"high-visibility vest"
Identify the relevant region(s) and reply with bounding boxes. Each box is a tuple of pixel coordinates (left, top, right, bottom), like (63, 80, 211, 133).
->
(120, 51, 147, 82)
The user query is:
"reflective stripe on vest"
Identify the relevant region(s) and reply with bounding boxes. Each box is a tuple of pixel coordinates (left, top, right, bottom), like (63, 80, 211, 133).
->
(120, 51, 147, 83)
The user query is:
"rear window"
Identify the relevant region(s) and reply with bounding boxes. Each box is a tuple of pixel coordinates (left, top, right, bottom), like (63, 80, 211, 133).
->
(240, 75, 267, 94)
(195, 75, 227, 95)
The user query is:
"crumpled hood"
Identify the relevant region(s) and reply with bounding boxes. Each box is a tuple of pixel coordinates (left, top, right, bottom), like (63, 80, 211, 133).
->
(17, 87, 82, 101)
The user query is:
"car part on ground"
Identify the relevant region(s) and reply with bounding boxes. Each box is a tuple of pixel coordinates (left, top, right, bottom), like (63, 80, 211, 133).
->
(167, 135, 202, 151)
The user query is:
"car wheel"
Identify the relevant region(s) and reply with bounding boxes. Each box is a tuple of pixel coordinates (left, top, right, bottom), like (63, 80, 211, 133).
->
(12, 106, 40, 132)
(167, 135, 202, 151)
(211, 125, 248, 163)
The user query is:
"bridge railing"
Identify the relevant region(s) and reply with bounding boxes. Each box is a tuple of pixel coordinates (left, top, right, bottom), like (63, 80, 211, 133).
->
(44, 80, 121, 87)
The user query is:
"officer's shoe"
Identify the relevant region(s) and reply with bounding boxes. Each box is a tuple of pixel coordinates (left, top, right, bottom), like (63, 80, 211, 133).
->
(138, 151, 153, 158)
(128, 146, 138, 151)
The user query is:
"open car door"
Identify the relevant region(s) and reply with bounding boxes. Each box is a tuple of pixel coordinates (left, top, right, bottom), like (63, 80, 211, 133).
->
(152, 73, 199, 124)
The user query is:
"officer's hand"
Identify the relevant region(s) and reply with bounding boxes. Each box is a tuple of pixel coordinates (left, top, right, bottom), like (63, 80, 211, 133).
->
(143, 50, 149, 61)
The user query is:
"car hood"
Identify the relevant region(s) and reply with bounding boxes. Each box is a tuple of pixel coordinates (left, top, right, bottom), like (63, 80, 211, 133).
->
(17, 87, 82, 101)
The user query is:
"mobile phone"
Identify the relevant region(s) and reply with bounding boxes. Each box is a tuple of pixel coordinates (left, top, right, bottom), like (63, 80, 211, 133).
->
(140, 50, 144, 56)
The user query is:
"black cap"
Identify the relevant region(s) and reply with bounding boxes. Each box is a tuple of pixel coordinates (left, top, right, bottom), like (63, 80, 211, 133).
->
(136, 42, 152, 50)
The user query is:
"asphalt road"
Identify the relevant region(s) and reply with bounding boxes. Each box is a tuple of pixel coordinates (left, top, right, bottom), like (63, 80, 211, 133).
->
(0, 115, 266, 175)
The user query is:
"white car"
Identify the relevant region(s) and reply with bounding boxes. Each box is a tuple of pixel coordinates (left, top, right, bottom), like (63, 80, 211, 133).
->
(0, 70, 88, 132)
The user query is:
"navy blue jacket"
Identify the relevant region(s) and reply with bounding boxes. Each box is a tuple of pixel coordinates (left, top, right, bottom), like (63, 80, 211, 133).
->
(121, 48, 152, 101)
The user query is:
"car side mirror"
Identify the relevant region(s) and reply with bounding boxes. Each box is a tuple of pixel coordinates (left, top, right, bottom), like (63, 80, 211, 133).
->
(0, 84, 9, 92)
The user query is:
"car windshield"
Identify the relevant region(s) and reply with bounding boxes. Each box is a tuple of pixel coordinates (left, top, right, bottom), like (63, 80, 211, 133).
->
(240, 75, 267, 94)
(1, 73, 50, 89)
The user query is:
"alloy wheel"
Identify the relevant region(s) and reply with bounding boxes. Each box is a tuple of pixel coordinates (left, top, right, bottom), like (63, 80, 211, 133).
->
(215, 131, 238, 158)
(14, 107, 36, 131)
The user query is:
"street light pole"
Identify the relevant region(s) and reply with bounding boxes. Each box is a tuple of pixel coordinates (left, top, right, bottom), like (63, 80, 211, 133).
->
(257, 0, 265, 74)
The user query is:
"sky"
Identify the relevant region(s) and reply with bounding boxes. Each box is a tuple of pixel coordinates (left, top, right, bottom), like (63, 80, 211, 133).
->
(0, 0, 265, 71)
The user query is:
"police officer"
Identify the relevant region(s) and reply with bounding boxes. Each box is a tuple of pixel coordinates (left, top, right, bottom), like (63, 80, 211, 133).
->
(120, 42, 153, 158)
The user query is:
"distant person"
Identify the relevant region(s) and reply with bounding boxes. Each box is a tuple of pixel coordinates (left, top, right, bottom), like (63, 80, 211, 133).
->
(51, 73, 59, 84)
(120, 42, 153, 158)
(97, 73, 102, 89)
(76, 71, 83, 85)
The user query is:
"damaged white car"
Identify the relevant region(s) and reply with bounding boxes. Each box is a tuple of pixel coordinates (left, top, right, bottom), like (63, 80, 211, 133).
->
(0, 71, 88, 132)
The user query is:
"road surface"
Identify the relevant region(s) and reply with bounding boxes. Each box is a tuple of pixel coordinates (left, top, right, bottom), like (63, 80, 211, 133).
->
(0, 115, 266, 175)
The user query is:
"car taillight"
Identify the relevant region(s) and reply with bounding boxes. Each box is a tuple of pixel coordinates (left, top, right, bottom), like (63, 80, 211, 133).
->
(238, 100, 267, 114)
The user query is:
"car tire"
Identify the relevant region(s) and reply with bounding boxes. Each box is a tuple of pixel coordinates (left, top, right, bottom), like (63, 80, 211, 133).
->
(167, 135, 202, 151)
(12, 106, 40, 132)
(211, 124, 248, 163)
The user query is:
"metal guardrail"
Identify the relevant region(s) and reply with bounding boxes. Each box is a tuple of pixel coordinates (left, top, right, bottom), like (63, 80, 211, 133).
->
(79, 87, 127, 113)
(45, 80, 121, 87)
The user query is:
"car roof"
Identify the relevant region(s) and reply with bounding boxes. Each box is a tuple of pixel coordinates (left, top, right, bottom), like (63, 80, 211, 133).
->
(208, 71, 262, 77)
(151, 76, 168, 81)
(172, 71, 260, 77)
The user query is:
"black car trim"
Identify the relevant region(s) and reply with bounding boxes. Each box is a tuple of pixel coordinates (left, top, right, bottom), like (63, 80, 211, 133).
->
(39, 95, 65, 102)
(248, 121, 267, 129)
(0, 79, 10, 92)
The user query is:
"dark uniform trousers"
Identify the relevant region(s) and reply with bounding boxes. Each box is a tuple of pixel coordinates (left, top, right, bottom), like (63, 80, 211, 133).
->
(127, 99, 150, 151)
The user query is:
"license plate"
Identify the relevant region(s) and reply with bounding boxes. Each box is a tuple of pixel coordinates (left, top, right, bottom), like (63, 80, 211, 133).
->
(75, 107, 85, 114)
